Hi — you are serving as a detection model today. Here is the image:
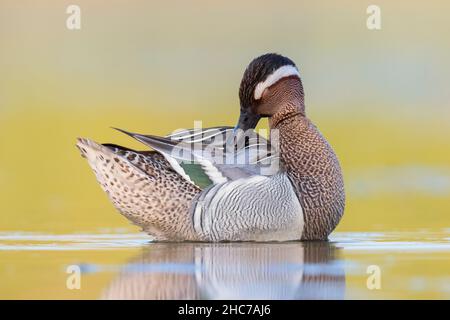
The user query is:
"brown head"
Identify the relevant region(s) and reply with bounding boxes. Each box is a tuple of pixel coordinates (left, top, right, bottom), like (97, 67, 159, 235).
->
(236, 53, 305, 131)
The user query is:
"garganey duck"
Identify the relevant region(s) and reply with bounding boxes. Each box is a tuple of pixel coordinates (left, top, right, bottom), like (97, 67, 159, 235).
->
(76, 53, 345, 241)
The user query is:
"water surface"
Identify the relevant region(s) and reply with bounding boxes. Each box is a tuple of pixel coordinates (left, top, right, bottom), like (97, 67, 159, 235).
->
(0, 231, 449, 299)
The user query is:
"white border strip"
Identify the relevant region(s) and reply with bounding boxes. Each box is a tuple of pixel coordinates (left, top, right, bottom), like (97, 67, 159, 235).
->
(254, 65, 300, 100)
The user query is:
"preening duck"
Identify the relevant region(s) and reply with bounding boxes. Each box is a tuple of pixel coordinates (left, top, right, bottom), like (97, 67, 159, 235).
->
(77, 53, 345, 241)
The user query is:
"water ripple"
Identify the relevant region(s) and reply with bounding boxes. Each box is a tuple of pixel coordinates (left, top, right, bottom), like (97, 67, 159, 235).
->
(0, 231, 448, 252)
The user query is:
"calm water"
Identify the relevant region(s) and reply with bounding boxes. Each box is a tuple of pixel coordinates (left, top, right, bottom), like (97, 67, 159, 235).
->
(0, 231, 449, 299)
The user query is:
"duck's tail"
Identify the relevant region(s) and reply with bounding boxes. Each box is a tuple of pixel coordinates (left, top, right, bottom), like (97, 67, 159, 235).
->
(76, 138, 201, 241)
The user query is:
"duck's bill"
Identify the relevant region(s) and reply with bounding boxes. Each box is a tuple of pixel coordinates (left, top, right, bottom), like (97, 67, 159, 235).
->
(234, 110, 261, 132)
(227, 110, 261, 147)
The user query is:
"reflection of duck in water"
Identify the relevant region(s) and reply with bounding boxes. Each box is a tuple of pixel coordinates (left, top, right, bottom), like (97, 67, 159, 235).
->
(101, 242, 345, 300)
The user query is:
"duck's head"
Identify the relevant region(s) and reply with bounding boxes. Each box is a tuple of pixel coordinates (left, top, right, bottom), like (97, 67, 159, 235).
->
(236, 53, 305, 131)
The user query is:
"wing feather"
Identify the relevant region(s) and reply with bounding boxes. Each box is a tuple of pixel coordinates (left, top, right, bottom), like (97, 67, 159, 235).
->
(112, 127, 279, 188)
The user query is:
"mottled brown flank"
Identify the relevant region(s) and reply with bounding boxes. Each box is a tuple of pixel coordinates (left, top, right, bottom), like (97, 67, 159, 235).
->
(84, 144, 201, 241)
(271, 104, 345, 240)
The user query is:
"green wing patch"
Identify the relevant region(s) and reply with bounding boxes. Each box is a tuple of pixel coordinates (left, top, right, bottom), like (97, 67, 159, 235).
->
(180, 162, 214, 189)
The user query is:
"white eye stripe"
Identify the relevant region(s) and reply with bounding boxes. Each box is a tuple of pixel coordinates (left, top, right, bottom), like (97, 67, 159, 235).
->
(253, 65, 300, 100)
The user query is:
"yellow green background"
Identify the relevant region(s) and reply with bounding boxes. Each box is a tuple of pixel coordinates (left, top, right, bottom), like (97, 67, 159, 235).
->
(0, 1, 449, 299)
(1, 0, 449, 233)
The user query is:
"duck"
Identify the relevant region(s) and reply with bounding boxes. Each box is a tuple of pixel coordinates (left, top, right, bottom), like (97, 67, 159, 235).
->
(76, 53, 345, 241)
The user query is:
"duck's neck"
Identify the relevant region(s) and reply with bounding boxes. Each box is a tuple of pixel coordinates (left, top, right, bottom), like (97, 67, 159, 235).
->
(269, 103, 305, 129)
(269, 104, 311, 175)
(269, 103, 345, 240)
